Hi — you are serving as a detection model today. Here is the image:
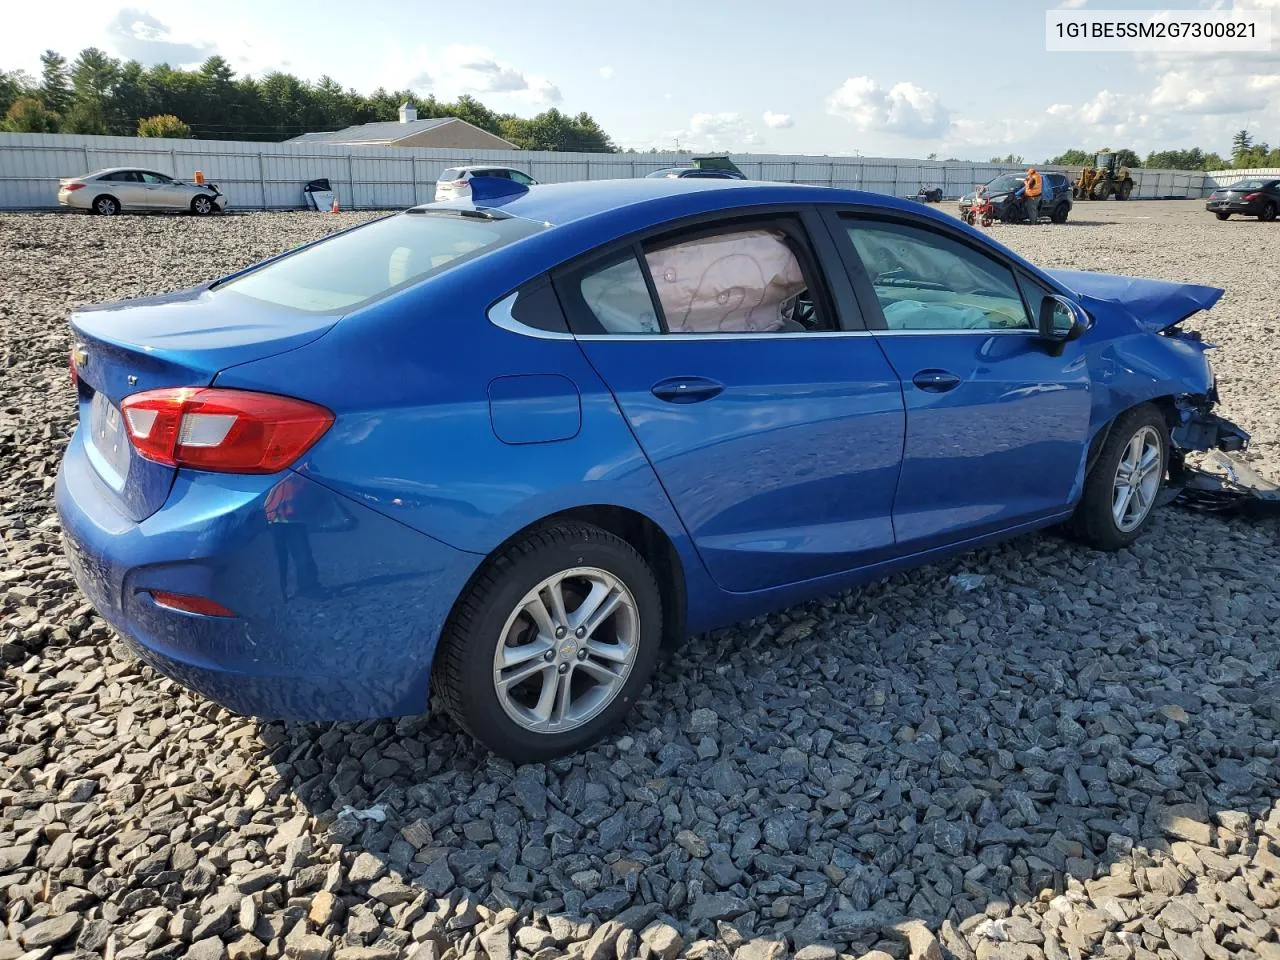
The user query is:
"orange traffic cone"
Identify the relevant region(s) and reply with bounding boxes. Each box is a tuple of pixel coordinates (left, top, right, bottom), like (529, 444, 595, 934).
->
(330, 195, 340, 214)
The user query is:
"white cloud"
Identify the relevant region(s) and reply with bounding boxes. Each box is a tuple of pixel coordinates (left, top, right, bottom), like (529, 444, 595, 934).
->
(763, 111, 794, 129)
(827, 76, 951, 138)
(687, 112, 762, 149)
(105, 9, 212, 67)
(390, 45, 562, 108)
(599, 66, 615, 80)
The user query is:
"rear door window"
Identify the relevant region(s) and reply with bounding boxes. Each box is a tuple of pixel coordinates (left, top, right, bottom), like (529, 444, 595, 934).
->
(217, 211, 543, 313)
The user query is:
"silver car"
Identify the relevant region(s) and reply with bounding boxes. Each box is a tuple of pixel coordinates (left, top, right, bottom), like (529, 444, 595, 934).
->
(58, 168, 228, 215)
(434, 166, 537, 202)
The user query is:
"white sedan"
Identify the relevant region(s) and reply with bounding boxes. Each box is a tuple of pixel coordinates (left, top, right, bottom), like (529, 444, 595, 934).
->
(58, 168, 228, 215)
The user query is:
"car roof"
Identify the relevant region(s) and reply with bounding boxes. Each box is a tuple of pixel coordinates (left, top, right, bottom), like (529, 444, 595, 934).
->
(90, 167, 172, 178)
(417, 178, 933, 229)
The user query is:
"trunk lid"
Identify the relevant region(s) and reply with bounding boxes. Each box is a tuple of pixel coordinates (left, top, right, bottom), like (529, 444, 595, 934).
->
(1042, 268, 1223, 333)
(71, 284, 342, 521)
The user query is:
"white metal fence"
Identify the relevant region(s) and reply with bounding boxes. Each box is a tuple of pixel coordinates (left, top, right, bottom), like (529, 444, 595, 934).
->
(0, 131, 1228, 211)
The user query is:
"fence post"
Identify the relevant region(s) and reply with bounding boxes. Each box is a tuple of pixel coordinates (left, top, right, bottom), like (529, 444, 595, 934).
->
(258, 153, 268, 210)
(169, 148, 177, 178)
(347, 153, 355, 209)
(83, 145, 91, 172)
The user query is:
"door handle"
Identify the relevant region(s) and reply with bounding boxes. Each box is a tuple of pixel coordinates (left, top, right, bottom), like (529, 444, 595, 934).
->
(651, 376, 725, 403)
(912, 369, 962, 393)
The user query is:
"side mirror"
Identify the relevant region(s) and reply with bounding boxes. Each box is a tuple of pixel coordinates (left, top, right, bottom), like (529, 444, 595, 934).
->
(1038, 295, 1091, 353)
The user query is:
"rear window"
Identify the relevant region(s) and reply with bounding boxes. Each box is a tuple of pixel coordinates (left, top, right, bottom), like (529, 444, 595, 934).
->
(217, 212, 542, 313)
(438, 168, 465, 182)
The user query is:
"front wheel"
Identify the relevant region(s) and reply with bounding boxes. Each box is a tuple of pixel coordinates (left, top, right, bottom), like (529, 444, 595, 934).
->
(431, 522, 663, 761)
(191, 195, 215, 215)
(1071, 405, 1168, 550)
(1051, 204, 1069, 224)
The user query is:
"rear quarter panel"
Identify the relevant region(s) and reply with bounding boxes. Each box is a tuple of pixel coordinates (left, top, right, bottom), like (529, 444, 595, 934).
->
(212, 258, 698, 567)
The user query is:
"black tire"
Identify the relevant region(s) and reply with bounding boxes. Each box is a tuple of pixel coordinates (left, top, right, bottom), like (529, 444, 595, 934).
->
(1215, 211, 1231, 221)
(1071, 404, 1169, 551)
(1118, 181, 1133, 200)
(92, 195, 120, 216)
(191, 195, 215, 216)
(431, 521, 663, 761)
(1260, 202, 1276, 222)
(1051, 203, 1069, 224)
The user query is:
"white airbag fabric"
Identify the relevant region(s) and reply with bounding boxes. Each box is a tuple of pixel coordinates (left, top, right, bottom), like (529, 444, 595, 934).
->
(645, 230, 806, 334)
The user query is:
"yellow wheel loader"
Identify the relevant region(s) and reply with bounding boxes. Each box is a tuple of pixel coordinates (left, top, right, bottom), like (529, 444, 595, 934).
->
(1074, 151, 1134, 200)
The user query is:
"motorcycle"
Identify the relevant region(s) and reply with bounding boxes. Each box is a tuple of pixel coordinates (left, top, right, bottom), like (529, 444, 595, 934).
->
(912, 183, 944, 203)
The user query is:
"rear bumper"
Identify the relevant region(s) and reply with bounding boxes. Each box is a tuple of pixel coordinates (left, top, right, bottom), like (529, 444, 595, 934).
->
(58, 191, 91, 210)
(56, 425, 483, 720)
(1206, 200, 1260, 214)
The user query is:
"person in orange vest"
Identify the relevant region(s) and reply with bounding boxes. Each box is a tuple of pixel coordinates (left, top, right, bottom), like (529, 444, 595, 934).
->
(1018, 166, 1044, 224)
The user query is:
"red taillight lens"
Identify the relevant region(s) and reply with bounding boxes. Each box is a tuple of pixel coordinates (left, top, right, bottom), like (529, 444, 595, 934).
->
(120, 388, 334, 474)
(63, 182, 85, 191)
(1244, 192, 1262, 201)
(149, 591, 237, 617)
(452, 179, 469, 187)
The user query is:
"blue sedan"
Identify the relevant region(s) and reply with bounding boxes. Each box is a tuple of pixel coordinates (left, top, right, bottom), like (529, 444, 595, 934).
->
(57, 177, 1246, 759)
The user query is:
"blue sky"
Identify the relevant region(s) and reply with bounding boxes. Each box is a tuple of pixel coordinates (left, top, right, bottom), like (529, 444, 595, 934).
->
(3, 0, 1278, 159)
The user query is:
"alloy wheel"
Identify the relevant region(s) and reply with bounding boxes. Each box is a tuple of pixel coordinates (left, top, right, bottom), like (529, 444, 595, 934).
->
(1112, 425, 1163, 532)
(492, 567, 639, 735)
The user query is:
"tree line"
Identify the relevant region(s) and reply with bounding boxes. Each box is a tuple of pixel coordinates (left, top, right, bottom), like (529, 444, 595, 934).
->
(0, 49, 616, 152)
(1047, 131, 1279, 171)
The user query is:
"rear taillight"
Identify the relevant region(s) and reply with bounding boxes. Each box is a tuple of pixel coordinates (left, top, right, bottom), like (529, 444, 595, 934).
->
(63, 182, 85, 191)
(149, 591, 237, 617)
(1244, 192, 1262, 201)
(120, 388, 333, 474)
(452, 179, 469, 187)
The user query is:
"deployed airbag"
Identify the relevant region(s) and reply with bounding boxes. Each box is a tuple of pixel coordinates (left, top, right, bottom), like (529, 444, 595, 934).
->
(645, 229, 807, 334)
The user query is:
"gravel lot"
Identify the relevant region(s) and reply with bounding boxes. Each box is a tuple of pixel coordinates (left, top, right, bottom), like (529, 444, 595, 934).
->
(1, 203, 1278, 960)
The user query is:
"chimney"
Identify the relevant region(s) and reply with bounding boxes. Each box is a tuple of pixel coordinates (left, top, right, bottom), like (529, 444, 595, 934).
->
(399, 102, 417, 124)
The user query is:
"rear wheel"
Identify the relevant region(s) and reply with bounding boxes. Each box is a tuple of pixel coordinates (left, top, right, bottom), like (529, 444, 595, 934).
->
(92, 195, 120, 216)
(191, 195, 214, 216)
(431, 522, 663, 761)
(1260, 201, 1276, 222)
(1051, 203, 1069, 224)
(1216, 211, 1231, 221)
(1118, 181, 1133, 200)
(1072, 404, 1168, 550)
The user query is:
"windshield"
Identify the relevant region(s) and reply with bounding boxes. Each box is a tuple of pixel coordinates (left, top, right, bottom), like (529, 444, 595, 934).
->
(1095, 154, 1111, 168)
(985, 176, 1023, 194)
(645, 169, 680, 178)
(217, 212, 541, 312)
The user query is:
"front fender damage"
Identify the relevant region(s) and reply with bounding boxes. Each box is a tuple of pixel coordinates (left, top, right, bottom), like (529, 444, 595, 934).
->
(1166, 396, 1279, 515)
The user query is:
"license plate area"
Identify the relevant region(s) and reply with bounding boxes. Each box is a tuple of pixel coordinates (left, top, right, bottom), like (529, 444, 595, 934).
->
(90, 390, 132, 486)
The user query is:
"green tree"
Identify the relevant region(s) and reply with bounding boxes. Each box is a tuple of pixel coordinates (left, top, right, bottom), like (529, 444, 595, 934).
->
(1047, 149, 1092, 165)
(67, 47, 120, 133)
(989, 153, 1024, 164)
(1231, 128, 1253, 159)
(1112, 148, 1141, 168)
(137, 113, 191, 138)
(38, 50, 70, 117)
(1, 95, 58, 132)
(0, 69, 35, 115)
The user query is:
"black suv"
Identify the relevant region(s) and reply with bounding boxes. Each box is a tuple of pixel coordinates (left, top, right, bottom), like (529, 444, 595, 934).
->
(959, 172, 1073, 224)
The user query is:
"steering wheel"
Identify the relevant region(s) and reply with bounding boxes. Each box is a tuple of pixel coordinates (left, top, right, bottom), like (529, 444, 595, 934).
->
(787, 290, 817, 329)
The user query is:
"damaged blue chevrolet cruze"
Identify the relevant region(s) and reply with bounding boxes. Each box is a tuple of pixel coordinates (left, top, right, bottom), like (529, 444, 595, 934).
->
(57, 177, 1248, 760)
